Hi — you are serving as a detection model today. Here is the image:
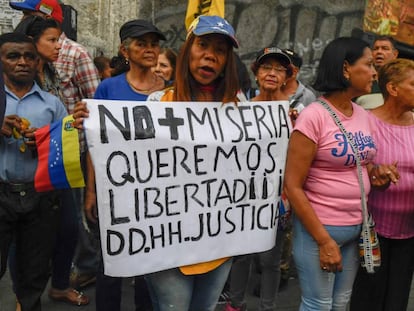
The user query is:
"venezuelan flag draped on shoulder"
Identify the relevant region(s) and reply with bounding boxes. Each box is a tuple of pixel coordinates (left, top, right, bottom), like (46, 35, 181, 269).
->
(34, 115, 85, 192)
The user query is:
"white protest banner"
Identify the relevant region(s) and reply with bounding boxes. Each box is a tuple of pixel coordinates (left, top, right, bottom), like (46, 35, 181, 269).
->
(84, 99, 291, 277)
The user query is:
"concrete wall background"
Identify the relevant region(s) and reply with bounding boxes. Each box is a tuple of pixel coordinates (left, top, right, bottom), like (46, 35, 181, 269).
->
(0, 0, 365, 85)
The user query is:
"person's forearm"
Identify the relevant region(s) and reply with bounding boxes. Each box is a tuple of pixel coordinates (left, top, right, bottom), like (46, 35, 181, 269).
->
(285, 187, 331, 246)
(85, 152, 95, 194)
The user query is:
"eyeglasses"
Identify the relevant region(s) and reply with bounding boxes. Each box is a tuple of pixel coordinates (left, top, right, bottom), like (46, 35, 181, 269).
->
(259, 64, 287, 73)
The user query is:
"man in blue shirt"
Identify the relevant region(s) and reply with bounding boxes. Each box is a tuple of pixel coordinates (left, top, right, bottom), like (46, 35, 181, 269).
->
(0, 32, 67, 311)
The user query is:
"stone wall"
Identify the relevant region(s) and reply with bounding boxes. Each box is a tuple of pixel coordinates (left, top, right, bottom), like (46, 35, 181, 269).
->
(63, 0, 364, 85)
(0, 0, 365, 85)
(0, 0, 23, 32)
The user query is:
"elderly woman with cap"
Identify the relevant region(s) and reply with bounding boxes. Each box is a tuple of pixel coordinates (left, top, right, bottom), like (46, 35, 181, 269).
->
(93, 19, 166, 100)
(83, 19, 167, 311)
(224, 47, 293, 311)
(145, 15, 241, 311)
(250, 47, 293, 101)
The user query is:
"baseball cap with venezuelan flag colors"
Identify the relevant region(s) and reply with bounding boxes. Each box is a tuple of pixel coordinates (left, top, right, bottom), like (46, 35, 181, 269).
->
(9, 0, 63, 24)
(187, 15, 239, 48)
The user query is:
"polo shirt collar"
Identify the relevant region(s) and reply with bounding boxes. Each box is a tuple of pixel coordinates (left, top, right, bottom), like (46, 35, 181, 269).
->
(5, 82, 47, 101)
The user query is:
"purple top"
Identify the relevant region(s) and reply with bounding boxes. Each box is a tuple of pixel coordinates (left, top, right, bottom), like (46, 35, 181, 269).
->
(368, 112, 414, 239)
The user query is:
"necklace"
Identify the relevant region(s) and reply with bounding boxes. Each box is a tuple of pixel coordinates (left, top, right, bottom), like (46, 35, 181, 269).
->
(126, 74, 158, 93)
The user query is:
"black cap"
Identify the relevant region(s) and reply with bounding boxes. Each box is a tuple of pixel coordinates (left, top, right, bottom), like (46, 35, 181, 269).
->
(255, 47, 291, 65)
(282, 49, 303, 68)
(119, 19, 166, 42)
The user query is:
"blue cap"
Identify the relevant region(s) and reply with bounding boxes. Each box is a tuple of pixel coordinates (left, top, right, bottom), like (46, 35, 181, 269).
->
(187, 15, 239, 48)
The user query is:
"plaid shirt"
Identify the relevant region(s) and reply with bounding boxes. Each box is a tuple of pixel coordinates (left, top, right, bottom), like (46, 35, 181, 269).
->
(54, 33, 100, 151)
(54, 33, 99, 114)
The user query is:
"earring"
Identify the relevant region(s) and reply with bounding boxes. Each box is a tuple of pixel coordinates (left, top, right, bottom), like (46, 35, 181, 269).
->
(282, 82, 286, 86)
(125, 58, 129, 65)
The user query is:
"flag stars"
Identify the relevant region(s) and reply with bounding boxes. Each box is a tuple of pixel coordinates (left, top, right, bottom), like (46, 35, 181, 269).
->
(50, 139, 61, 168)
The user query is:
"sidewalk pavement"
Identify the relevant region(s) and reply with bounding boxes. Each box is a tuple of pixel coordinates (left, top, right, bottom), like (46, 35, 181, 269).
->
(1, 268, 414, 311)
(0, 268, 301, 311)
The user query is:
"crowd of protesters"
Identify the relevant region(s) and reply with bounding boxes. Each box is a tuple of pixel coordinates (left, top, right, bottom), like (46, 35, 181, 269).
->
(1, 1, 414, 311)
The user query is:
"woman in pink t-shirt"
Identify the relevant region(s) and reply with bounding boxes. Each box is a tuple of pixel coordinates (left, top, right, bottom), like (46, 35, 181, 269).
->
(351, 59, 414, 311)
(284, 37, 381, 310)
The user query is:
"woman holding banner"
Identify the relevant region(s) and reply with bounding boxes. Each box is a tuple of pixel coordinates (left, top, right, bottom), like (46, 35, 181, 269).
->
(83, 19, 167, 311)
(145, 15, 241, 311)
(75, 14, 268, 311)
(225, 47, 293, 311)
